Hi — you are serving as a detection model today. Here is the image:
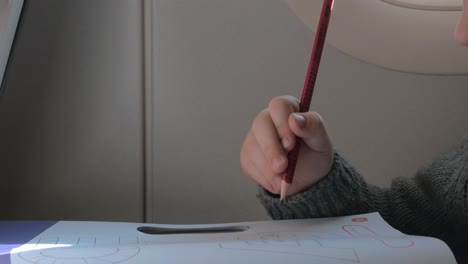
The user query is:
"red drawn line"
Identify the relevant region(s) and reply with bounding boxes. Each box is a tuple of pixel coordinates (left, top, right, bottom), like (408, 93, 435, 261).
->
(342, 225, 415, 249)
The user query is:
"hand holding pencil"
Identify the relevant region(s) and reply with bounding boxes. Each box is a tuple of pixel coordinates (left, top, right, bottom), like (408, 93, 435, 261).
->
(241, 0, 335, 200)
(240, 97, 334, 198)
(280, 0, 334, 199)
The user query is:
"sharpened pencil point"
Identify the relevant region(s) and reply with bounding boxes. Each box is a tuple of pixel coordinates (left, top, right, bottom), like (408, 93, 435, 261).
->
(280, 180, 289, 201)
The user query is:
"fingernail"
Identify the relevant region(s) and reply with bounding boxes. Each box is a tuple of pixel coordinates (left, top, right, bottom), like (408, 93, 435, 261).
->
(281, 137, 291, 149)
(293, 113, 306, 128)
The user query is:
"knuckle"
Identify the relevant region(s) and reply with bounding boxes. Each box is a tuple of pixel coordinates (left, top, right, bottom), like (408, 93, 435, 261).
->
(268, 96, 287, 111)
(240, 163, 251, 178)
(240, 154, 253, 178)
(307, 112, 325, 130)
(252, 109, 269, 130)
(239, 147, 247, 169)
(311, 112, 324, 123)
(240, 142, 254, 176)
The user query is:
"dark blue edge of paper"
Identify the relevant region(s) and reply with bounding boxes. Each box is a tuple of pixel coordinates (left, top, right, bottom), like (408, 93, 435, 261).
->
(0, 221, 57, 264)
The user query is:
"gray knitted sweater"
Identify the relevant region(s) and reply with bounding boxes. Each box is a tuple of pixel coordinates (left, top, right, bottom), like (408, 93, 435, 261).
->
(257, 137, 468, 263)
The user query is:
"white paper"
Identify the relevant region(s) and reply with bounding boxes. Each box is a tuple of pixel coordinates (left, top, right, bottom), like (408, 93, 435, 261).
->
(10, 213, 456, 264)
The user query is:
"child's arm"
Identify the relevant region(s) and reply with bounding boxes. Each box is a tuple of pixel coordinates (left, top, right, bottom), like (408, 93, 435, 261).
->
(241, 95, 467, 260)
(257, 139, 468, 261)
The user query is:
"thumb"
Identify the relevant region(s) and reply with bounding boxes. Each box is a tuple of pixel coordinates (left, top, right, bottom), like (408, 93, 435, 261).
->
(288, 112, 332, 152)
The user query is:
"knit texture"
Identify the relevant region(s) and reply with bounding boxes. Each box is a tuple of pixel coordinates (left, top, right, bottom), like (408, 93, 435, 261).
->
(257, 137, 468, 263)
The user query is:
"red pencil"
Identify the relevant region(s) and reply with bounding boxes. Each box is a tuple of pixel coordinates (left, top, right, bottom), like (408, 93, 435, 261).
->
(280, 0, 334, 200)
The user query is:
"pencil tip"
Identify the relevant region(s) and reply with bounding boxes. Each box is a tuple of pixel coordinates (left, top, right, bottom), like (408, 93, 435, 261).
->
(280, 181, 289, 202)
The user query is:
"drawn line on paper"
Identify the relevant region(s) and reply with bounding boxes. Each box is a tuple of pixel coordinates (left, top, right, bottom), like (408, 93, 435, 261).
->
(18, 236, 141, 264)
(342, 225, 415, 249)
(219, 232, 360, 263)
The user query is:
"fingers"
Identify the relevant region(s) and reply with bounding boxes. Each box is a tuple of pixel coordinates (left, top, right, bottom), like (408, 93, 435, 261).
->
(241, 95, 302, 194)
(268, 96, 300, 151)
(240, 95, 333, 196)
(267, 96, 331, 154)
(288, 112, 332, 153)
(240, 130, 282, 194)
(252, 109, 288, 174)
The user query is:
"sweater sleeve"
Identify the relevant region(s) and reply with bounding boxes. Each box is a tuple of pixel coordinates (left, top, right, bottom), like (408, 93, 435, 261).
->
(257, 137, 468, 245)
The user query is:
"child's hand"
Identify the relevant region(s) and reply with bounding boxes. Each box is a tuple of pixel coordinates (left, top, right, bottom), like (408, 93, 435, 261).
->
(240, 95, 334, 196)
